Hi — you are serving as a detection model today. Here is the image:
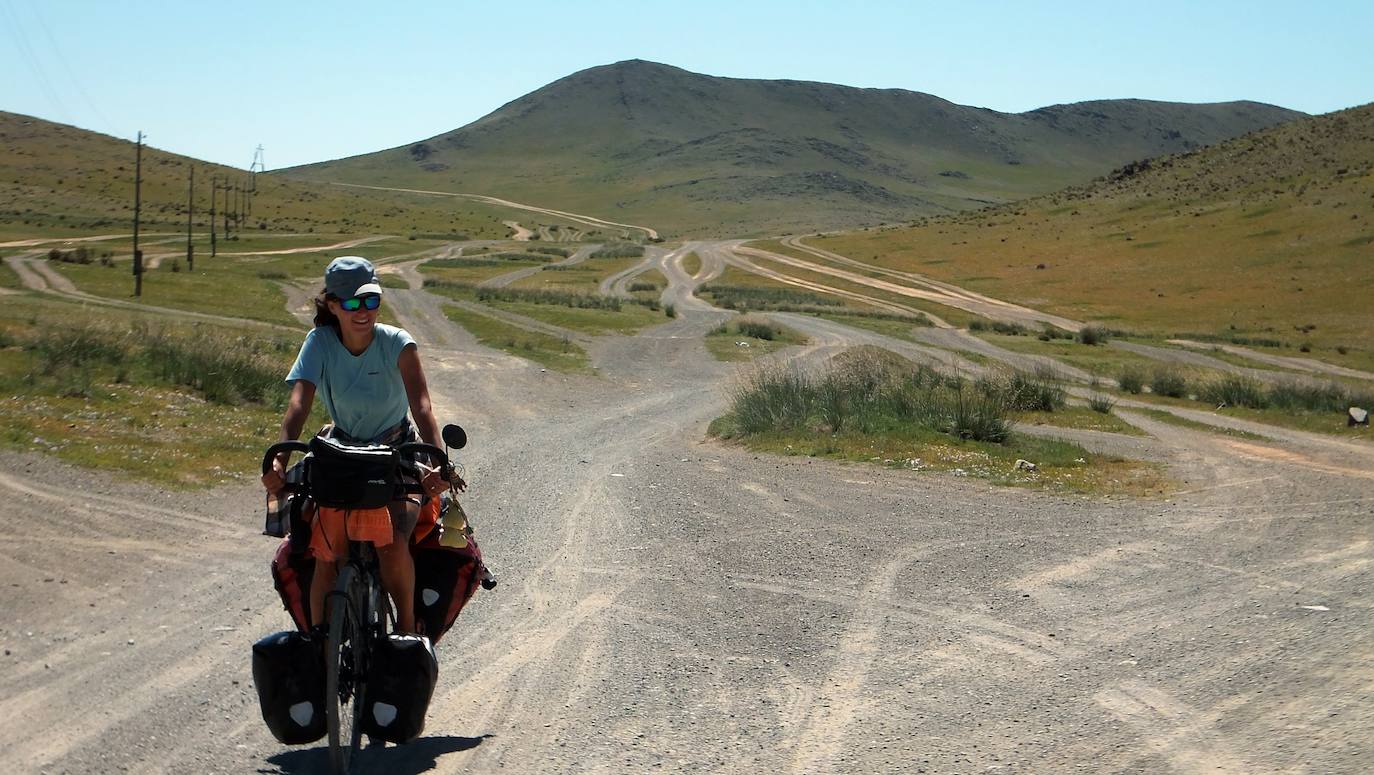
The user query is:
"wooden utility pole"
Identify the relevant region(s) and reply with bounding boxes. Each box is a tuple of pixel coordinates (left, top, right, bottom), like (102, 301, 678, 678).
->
(222, 178, 231, 240)
(209, 175, 217, 257)
(132, 131, 144, 297)
(186, 167, 195, 272)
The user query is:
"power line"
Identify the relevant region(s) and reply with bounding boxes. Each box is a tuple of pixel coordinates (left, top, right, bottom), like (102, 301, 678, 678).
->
(0, 0, 71, 122)
(22, 0, 112, 128)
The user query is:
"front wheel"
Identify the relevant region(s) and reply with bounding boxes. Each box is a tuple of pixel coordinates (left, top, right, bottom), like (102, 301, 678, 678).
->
(325, 566, 368, 774)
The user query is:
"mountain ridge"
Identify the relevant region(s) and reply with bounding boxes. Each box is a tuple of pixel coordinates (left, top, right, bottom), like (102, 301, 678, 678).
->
(281, 59, 1303, 236)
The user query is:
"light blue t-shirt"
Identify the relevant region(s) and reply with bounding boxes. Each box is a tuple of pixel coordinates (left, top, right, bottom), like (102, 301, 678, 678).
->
(286, 323, 417, 441)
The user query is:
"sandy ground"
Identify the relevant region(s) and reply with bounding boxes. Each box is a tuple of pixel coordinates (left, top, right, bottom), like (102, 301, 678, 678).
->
(1, 239, 1372, 775)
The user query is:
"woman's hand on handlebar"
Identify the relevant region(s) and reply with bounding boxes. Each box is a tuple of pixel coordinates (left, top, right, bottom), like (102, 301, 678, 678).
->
(417, 460, 466, 496)
(262, 457, 286, 495)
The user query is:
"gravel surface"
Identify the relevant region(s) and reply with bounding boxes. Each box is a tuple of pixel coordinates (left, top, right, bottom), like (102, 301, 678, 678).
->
(2, 241, 1372, 774)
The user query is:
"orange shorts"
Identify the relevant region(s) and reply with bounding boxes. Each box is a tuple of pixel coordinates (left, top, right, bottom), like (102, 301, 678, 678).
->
(309, 505, 393, 562)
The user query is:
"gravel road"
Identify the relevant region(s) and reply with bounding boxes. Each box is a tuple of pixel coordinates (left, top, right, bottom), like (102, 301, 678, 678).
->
(2, 240, 1372, 774)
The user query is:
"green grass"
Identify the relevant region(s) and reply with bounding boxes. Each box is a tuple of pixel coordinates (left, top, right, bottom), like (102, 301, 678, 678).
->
(0, 294, 327, 486)
(49, 258, 300, 327)
(1013, 406, 1146, 436)
(0, 260, 21, 288)
(814, 312, 931, 343)
(814, 104, 1374, 356)
(710, 421, 1168, 496)
(591, 243, 645, 259)
(975, 332, 1170, 380)
(710, 348, 1166, 495)
(681, 252, 702, 277)
(428, 281, 664, 335)
(419, 258, 543, 285)
(1133, 408, 1267, 441)
(0, 110, 517, 241)
(486, 299, 664, 336)
(441, 304, 589, 372)
(511, 255, 646, 292)
(705, 317, 807, 361)
(378, 273, 410, 290)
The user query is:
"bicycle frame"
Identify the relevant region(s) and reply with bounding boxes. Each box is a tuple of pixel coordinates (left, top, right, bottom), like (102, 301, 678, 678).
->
(324, 541, 391, 773)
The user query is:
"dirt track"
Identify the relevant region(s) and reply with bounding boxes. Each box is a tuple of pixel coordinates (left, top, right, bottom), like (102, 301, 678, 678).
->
(2, 239, 1372, 774)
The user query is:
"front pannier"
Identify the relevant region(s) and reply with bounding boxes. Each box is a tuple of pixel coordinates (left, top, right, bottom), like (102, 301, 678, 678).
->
(251, 631, 327, 745)
(270, 537, 315, 632)
(412, 530, 484, 645)
(359, 634, 439, 744)
(307, 436, 398, 509)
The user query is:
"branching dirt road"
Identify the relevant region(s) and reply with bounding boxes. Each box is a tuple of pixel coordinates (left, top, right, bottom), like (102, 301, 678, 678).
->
(2, 238, 1372, 775)
(332, 183, 660, 241)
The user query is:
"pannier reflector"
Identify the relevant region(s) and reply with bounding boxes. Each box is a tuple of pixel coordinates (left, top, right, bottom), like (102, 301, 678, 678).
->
(422, 589, 440, 606)
(373, 702, 398, 726)
(289, 701, 314, 727)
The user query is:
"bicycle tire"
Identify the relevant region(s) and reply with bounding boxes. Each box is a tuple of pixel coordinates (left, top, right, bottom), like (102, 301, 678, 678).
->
(325, 566, 368, 773)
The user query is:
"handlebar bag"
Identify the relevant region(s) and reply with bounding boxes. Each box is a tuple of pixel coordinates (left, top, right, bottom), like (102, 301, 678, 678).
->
(307, 435, 398, 510)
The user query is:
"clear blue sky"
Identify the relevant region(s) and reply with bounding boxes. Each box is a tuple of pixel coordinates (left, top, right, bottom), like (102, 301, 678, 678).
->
(3, 0, 1370, 169)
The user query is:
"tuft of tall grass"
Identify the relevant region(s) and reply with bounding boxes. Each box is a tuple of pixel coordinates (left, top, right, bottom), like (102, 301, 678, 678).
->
(986, 368, 1067, 412)
(1266, 379, 1372, 413)
(1077, 325, 1110, 345)
(475, 286, 622, 311)
(1088, 393, 1116, 414)
(1117, 366, 1146, 394)
(728, 353, 1014, 443)
(591, 243, 644, 259)
(1197, 375, 1268, 408)
(20, 323, 290, 408)
(1148, 366, 1190, 398)
(627, 281, 658, 292)
(146, 329, 284, 406)
(699, 284, 842, 311)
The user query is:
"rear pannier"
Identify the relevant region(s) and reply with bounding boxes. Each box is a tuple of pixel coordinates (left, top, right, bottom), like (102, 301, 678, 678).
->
(251, 631, 327, 745)
(359, 634, 439, 744)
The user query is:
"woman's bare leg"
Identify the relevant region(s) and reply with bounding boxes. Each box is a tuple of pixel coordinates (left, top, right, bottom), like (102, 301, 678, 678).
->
(310, 558, 341, 629)
(378, 501, 418, 632)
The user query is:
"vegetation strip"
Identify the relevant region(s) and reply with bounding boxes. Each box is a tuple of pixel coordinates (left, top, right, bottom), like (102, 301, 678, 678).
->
(709, 347, 1166, 495)
(705, 317, 807, 362)
(441, 304, 589, 372)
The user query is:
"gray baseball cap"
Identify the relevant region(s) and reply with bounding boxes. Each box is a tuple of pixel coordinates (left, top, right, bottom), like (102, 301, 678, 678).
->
(324, 256, 382, 299)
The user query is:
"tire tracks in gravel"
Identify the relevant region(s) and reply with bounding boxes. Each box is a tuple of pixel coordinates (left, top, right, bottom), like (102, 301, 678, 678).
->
(5, 229, 1374, 772)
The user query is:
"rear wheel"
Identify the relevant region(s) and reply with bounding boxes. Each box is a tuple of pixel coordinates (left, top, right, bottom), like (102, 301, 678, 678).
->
(325, 567, 368, 774)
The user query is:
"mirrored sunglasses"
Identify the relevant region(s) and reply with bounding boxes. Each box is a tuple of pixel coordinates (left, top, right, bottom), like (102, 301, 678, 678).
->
(339, 294, 381, 312)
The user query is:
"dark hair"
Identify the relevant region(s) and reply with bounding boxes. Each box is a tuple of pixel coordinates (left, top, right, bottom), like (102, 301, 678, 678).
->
(313, 289, 340, 331)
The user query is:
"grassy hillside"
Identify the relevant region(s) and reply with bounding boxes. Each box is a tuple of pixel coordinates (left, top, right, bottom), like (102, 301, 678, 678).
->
(283, 60, 1301, 237)
(0, 111, 520, 242)
(812, 102, 1374, 358)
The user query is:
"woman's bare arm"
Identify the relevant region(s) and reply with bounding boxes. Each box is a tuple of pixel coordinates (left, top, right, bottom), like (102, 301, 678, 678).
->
(263, 380, 315, 493)
(399, 345, 440, 447)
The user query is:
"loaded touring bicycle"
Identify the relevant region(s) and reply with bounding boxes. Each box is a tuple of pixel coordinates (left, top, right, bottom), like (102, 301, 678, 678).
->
(252, 423, 493, 773)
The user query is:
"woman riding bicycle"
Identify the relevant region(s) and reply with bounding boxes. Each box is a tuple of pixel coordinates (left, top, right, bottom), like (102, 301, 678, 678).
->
(262, 256, 446, 634)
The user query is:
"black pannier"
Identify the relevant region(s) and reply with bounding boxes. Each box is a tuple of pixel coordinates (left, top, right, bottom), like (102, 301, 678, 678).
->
(251, 631, 327, 745)
(359, 634, 439, 744)
(412, 531, 484, 645)
(307, 435, 398, 509)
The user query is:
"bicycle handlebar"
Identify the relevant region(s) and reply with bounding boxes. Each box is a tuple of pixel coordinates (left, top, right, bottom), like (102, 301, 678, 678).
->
(261, 440, 311, 476)
(260, 440, 453, 477)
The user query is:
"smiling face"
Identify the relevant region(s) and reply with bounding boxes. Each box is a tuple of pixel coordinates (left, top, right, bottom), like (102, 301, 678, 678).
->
(327, 295, 380, 338)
